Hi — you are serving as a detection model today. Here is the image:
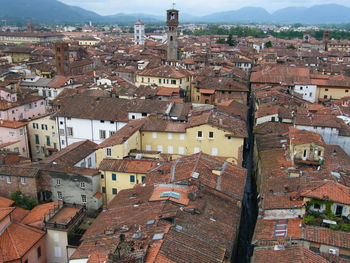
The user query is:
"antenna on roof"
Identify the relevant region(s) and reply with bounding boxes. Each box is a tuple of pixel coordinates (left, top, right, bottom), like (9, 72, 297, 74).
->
(172, 1, 176, 9)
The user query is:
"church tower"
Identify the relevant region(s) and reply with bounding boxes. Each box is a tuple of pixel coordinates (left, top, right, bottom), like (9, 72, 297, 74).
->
(134, 20, 145, 45)
(166, 7, 179, 61)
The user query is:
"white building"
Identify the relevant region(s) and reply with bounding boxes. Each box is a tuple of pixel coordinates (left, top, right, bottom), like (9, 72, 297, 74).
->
(293, 84, 317, 103)
(134, 20, 145, 45)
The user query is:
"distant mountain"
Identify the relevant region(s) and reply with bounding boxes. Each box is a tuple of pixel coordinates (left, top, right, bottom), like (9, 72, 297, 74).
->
(271, 4, 350, 24)
(0, 0, 103, 24)
(2, 1, 350, 25)
(201, 7, 271, 23)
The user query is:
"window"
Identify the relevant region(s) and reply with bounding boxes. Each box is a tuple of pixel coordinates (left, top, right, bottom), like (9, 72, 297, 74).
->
(37, 246, 42, 258)
(159, 79, 162, 84)
(112, 188, 117, 194)
(178, 147, 185, 155)
(33, 123, 38, 129)
(19, 129, 24, 135)
(313, 203, 321, 209)
(109, 131, 115, 137)
(209, 132, 214, 139)
(346, 90, 349, 93)
(24, 260, 28, 263)
(46, 136, 51, 146)
(146, 145, 151, 151)
(56, 179, 61, 186)
(194, 147, 200, 154)
(318, 150, 322, 156)
(171, 79, 176, 85)
(59, 129, 65, 136)
(168, 133, 173, 140)
(67, 127, 73, 136)
(112, 173, 117, 181)
(324, 95, 328, 99)
(9, 132, 15, 137)
(100, 130, 106, 139)
(81, 195, 87, 203)
(303, 149, 307, 158)
(197, 131, 203, 138)
(61, 140, 65, 145)
(41, 124, 48, 130)
(168, 146, 174, 154)
(80, 182, 86, 189)
(6, 176, 11, 184)
(157, 145, 163, 152)
(211, 148, 218, 156)
(179, 134, 185, 140)
(152, 132, 157, 138)
(57, 191, 63, 200)
(54, 246, 61, 257)
(141, 176, 146, 183)
(325, 89, 328, 91)
(88, 157, 92, 168)
(102, 187, 106, 193)
(100, 120, 105, 123)
(106, 148, 112, 157)
(130, 175, 135, 183)
(20, 177, 26, 184)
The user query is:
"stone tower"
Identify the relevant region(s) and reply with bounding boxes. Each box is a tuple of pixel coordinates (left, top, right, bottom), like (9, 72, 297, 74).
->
(55, 42, 69, 76)
(27, 21, 34, 32)
(134, 20, 145, 45)
(166, 8, 179, 61)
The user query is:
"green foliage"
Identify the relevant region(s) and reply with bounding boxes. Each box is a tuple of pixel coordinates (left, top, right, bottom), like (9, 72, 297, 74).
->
(216, 38, 227, 44)
(330, 224, 341, 231)
(340, 223, 350, 232)
(304, 215, 315, 225)
(286, 44, 296, 49)
(10, 191, 38, 210)
(265, 41, 272, 48)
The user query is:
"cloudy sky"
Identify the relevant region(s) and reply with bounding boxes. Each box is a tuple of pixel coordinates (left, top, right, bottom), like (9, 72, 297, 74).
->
(59, 0, 350, 16)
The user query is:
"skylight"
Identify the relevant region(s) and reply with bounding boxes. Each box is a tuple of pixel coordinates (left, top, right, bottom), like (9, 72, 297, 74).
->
(160, 191, 180, 199)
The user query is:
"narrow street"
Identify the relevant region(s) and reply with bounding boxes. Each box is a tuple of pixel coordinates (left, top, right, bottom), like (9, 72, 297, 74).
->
(235, 84, 258, 262)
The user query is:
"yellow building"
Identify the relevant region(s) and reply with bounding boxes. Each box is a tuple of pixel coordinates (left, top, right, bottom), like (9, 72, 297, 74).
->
(27, 114, 59, 161)
(135, 65, 194, 97)
(289, 127, 325, 166)
(98, 158, 158, 204)
(96, 111, 247, 167)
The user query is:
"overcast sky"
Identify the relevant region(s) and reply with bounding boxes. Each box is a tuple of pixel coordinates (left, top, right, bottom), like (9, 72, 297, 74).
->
(59, 0, 350, 16)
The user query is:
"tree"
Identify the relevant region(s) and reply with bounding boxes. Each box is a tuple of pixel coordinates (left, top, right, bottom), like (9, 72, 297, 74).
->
(265, 41, 272, 48)
(286, 44, 296, 50)
(11, 191, 38, 210)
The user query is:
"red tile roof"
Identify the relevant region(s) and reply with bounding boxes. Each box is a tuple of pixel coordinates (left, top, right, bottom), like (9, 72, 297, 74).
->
(301, 181, 350, 205)
(0, 222, 45, 262)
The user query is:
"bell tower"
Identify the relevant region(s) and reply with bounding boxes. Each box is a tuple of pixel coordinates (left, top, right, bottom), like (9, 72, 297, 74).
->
(166, 6, 179, 61)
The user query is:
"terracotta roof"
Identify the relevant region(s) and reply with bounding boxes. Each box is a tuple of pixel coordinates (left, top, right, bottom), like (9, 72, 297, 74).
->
(0, 196, 14, 207)
(40, 140, 97, 167)
(57, 96, 170, 121)
(99, 158, 159, 173)
(97, 118, 147, 148)
(252, 247, 330, 263)
(138, 65, 193, 79)
(304, 226, 350, 249)
(47, 76, 71, 89)
(0, 120, 26, 129)
(146, 153, 247, 200)
(0, 222, 45, 262)
(301, 181, 350, 205)
(21, 201, 61, 229)
(289, 127, 325, 147)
